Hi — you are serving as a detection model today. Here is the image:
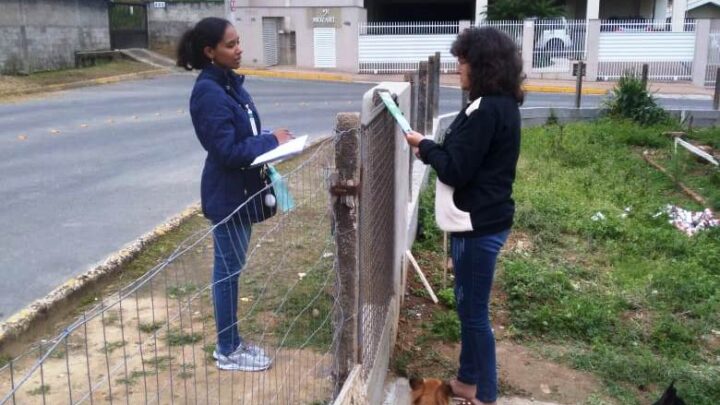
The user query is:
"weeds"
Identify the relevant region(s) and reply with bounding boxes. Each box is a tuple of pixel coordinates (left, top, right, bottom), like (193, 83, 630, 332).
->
(166, 330, 203, 347)
(138, 321, 164, 334)
(604, 73, 671, 126)
(28, 385, 50, 396)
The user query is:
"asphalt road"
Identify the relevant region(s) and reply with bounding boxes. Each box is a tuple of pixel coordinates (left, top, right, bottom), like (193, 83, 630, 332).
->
(0, 73, 711, 320)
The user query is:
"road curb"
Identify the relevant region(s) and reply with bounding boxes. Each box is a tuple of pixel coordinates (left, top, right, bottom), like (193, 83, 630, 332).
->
(0, 203, 201, 349)
(523, 84, 608, 95)
(236, 68, 353, 83)
(0, 69, 169, 99)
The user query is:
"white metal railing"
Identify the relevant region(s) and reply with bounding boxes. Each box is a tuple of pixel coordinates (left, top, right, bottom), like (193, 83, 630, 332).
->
(358, 21, 460, 35)
(706, 30, 720, 86)
(358, 20, 524, 74)
(597, 20, 696, 81)
(479, 20, 525, 49)
(531, 19, 587, 74)
(600, 18, 696, 33)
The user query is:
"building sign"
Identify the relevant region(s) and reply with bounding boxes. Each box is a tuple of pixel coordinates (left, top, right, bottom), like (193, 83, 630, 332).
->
(309, 8, 340, 28)
(153, 1, 166, 8)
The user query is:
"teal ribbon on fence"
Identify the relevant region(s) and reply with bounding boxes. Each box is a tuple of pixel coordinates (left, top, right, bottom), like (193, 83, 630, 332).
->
(268, 165, 295, 212)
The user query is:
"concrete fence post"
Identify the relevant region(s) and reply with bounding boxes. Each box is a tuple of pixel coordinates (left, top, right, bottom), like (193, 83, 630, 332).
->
(585, 19, 601, 82)
(417, 61, 429, 135)
(426, 56, 436, 131)
(692, 19, 712, 87)
(332, 112, 361, 389)
(433, 52, 441, 119)
(521, 19, 534, 78)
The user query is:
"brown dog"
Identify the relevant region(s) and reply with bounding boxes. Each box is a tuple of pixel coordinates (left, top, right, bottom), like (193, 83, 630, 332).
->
(409, 378, 452, 405)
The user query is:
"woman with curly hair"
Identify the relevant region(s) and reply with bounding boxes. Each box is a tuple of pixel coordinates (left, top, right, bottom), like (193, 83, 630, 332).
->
(405, 27, 524, 405)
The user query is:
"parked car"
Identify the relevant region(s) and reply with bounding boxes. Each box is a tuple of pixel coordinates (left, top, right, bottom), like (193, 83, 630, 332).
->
(530, 17, 574, 52)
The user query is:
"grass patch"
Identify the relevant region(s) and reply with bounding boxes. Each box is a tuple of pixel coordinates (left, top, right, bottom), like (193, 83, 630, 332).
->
(99, 340, 126, 354)
(273, 262, 334, 349)
(430, 311, 461, 342)
(502, 118, 720, 403)
(139, 321, 164, 334)
(167, 283, 199, 300)
(28, 385, 50, 396)
(143, 355, 172, 371)
(166, 330, 203, 347)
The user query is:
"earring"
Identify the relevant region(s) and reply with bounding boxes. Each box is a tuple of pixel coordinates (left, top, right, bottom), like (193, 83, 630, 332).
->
(211, 58, 215, 65)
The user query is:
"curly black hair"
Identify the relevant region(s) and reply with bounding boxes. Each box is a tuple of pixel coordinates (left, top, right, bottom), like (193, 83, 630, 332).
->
(451, 26, 525, 104)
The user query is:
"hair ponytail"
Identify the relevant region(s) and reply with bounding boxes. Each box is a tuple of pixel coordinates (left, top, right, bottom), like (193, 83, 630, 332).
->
(176, 28, 196, 70)
(175, 17, 231, 71)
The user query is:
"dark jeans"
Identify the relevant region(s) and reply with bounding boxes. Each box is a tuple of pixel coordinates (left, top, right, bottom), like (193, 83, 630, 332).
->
(212, 215, 252, 356)
(452, 229, 510, 403)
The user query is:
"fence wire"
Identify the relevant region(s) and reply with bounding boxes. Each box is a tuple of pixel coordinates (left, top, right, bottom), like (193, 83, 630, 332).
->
(0, 140, 341, 405)
(357, 105, 396, 380)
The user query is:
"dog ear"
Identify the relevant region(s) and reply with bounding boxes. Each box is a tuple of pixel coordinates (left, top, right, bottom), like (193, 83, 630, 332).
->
(409, 377, 424, 390)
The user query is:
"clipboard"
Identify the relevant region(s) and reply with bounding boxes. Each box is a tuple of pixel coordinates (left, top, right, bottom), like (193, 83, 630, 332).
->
(378, 91, 412, 134)
(250, 135, 308, 168)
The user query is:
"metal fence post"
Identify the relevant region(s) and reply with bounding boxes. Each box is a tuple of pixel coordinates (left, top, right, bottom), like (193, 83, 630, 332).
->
(332, 112, 361, 388)
(575, 61, 584, 109)
(641, 63, 649, 89)
(417, 61, 429, 135)
(714, 67, 720, 110)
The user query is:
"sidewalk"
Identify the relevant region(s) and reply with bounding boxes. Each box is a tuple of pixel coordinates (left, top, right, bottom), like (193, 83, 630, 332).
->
(237, 65, 715, 97)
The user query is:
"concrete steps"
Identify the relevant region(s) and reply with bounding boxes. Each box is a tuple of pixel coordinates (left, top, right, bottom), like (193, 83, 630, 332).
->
(120, 48, 179, 70)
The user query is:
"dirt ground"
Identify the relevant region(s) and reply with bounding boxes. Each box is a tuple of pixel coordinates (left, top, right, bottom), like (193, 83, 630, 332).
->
(0, 144, 338, 404)
(393, 231, 614, 404)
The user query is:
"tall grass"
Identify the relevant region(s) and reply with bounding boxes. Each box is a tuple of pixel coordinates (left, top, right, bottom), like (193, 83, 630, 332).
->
(503, 118, 720, 404)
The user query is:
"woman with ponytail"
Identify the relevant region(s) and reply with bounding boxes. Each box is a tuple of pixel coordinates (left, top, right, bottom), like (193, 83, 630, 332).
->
(178, 17, 293, 372)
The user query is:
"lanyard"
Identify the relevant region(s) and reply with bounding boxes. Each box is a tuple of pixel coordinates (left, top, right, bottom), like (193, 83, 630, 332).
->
(246, 104, 259, 136)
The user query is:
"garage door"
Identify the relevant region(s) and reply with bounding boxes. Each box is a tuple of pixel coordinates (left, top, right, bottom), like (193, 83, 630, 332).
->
(262, 18, 280, 67)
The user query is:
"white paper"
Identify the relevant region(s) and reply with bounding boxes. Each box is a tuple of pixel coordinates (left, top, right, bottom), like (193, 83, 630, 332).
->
(250, 135, 308, 167)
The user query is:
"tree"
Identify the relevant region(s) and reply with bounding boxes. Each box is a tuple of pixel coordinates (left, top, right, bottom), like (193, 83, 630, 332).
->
(485, 0, 564, 20)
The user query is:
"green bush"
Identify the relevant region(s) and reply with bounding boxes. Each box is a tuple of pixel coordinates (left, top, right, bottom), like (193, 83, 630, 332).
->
(604, 73, 671, 126)
(430, 311, 461, 342)
(437, 288, 456, 309)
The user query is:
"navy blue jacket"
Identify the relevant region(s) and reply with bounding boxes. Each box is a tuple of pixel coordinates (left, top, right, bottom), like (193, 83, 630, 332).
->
(419, 96, 520, 236)
(190, 65, 279, 223)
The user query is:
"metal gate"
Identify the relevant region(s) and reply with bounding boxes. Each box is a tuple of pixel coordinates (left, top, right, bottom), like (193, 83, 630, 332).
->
(262, 18, 280, 66)
(109, 3, 148, 49)
(314, 27, 337, 68)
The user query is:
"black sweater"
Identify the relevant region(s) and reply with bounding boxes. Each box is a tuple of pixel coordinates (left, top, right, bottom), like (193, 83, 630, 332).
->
(418, 95, 521, 237)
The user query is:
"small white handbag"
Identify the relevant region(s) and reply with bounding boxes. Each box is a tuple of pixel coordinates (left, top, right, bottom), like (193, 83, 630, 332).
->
(433, 98, 482, 233)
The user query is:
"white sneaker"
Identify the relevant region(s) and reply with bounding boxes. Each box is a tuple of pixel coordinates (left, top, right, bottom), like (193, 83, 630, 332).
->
(213, 343, 272, 371)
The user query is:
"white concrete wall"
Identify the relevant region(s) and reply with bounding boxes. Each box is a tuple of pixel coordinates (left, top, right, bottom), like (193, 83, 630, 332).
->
(234, 5, 365, 71)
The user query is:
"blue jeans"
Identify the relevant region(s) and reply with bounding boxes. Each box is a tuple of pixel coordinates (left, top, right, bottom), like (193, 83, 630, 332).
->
(212, 215, 252, 356)
(452, 229, 510, 403)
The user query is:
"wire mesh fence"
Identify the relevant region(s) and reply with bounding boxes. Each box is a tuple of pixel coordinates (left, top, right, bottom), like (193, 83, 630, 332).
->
(357, 99, 396, 383)
(0, 141, 341, 405)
